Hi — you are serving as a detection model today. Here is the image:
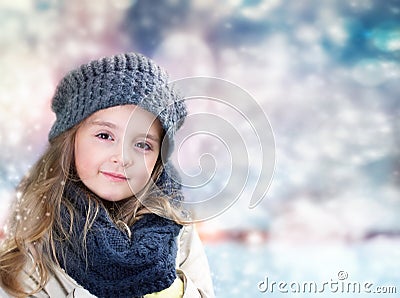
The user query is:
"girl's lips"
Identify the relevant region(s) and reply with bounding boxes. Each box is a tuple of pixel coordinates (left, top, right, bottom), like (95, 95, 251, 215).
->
(101, 171, 128, 182)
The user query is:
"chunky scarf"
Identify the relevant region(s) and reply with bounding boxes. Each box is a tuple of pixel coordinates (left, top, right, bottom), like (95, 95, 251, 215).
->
(54, 182, 182, 298)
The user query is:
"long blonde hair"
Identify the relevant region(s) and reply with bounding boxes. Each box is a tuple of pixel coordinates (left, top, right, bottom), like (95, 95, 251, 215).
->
(0, 124, 184, 297)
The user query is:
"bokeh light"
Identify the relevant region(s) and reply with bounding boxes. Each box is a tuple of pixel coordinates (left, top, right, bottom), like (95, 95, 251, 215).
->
(1, 1, 399, 297)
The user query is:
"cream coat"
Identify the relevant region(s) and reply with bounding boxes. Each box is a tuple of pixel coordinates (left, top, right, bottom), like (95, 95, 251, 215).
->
(0, 225, 214, 298)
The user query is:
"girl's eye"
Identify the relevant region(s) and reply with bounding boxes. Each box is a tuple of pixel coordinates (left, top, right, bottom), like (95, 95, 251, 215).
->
(135, 142, 152, 151)
(95, 133, 114, 141)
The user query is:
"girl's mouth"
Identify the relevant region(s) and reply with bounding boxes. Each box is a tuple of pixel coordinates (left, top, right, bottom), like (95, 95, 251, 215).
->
(101, 171, 128, 182)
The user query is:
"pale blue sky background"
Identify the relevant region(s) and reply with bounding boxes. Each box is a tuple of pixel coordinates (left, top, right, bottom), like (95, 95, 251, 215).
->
(0, 1, 399, 296)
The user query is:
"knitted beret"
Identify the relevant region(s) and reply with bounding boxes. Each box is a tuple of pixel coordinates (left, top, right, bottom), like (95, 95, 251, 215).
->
(48, 52, 187, 152)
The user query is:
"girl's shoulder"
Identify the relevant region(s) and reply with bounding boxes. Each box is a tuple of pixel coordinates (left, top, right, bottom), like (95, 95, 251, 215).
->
(0, 287, 10, 298)
(49, 267, 96, 297)
(177, 223, 200, 252)
(0, 267, 96, 298)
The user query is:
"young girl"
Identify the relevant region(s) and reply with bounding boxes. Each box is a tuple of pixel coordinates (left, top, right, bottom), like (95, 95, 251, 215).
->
(0, 53, 214, 298)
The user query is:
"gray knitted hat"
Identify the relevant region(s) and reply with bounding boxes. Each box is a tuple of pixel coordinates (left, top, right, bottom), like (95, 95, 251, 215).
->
(48, 52, 186, 153)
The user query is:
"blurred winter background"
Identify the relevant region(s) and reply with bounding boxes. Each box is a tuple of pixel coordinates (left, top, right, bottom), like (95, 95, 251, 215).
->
(1, 0, 399, 297)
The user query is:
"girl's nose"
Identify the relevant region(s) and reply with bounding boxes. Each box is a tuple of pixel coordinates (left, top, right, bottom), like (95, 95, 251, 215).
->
(111, 151, 132, 167)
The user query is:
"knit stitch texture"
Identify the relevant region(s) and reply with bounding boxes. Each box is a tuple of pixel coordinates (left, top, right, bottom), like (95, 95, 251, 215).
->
(48, 52, 187, 153)
(55, 182, 182, 298)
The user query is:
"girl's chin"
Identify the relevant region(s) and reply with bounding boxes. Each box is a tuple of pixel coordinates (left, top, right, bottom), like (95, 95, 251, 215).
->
(93, 191, 134, 202)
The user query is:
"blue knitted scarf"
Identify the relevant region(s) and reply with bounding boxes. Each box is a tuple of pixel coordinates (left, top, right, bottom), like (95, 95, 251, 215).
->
(54, 182, 182, 298)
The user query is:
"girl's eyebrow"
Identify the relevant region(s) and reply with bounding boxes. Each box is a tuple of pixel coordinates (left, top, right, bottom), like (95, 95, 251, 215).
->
(136, 133, 160, 143)
(89, 120, 118, 129)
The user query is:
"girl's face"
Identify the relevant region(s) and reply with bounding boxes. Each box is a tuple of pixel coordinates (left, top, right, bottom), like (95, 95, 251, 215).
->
(74, 104, 163, 201)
